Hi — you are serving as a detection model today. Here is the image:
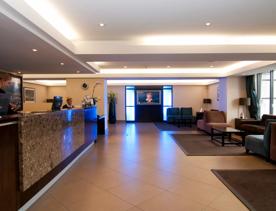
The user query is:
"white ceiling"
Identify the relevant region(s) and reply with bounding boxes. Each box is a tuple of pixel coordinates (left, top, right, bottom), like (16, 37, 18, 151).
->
(95, 61, 234, 69)
(1, 0, 276, 77)
(0, 7, 95, 74)
(48, 0, 276, 41)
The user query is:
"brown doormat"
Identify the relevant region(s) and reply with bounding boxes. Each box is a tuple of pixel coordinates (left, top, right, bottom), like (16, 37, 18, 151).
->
(212, 169, 276, 211)
(171, 134, 246, 156)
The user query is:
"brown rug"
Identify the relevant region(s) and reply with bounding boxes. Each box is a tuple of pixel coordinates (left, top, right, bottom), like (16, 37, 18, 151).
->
(171, 134, 246, 156)
(212, 169, 276, 211)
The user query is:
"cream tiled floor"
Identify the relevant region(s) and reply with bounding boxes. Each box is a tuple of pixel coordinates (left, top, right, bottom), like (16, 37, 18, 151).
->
(28, 123, 275, 211)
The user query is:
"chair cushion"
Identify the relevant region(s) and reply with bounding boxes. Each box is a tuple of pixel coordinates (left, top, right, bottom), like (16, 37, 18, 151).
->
(206, 111, 226, 123)
(167, 108, 179, 115)
(270, 123, 276, 161)
(181, 107, 192, 115)
(240, 124, 265, 134)
(207, 123, 230, 127)
(261, 114, 276, 126)
(245, 135, 266, 157)
(245, 135, 264, 143)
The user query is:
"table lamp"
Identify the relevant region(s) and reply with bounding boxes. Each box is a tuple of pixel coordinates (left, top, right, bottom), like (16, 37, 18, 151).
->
(203, 98, 212, 111)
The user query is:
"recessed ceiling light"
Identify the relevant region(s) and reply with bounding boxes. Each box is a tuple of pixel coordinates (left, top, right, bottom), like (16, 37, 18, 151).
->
(99, 23, 105, 27)
(18, 71, 21, 74)
(60, 62, 64, 66)
(205, 22, 211, 26)
(209, 65, 214, 68)
(32, 48, 38, 52)
(167, 66, 171, 68)
(124, 66, 128, 68)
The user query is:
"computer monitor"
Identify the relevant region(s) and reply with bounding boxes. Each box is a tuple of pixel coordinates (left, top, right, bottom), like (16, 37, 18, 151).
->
(51, 96, 63, 111)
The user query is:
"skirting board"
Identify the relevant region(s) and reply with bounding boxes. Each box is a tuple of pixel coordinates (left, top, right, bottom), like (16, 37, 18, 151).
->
(18, 141, 95, 211)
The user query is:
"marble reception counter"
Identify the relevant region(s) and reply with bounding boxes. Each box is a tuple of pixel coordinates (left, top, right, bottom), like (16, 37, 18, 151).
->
(0, 107, 98, 210)
(18, 109, 85, 191)
(18, 107, 97, 206)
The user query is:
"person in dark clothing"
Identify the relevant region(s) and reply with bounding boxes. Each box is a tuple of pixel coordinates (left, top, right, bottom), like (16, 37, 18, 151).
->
(0, 73, 11, 93)
(62, 97, 74, 109)
(0, 73, 17, 115)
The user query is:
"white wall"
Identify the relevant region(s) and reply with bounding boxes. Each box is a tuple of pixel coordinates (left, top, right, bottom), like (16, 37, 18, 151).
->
(226, 76, 247, 126)
(207, 77, 247, 126)
(23, 82, 50, 112)
(23, 82, 48, 103)
(107, 85, 208, 120)
(207, 83, 219, 110)
(66, 79, 107, 115)
(207, 78, 228, 112)
(66, 78, 108, 129)
(173, 85, 208, 115)
(47, 86, 67, 100)
(108, 86, 125, 120)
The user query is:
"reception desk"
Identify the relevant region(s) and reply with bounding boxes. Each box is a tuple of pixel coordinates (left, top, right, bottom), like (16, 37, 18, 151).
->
(0, 107, 97, 210)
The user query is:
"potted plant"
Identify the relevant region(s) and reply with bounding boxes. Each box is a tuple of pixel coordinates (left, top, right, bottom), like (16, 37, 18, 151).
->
(108, 91, 117, 124)
(92, 82, 101, 105)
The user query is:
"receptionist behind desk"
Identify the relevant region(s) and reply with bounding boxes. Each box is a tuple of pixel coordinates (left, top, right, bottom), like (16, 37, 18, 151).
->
(0, 73, 17, 115)
(63, 97, 74, 109)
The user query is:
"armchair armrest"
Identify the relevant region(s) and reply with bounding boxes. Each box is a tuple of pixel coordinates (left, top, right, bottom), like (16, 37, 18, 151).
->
(270, 123, 276, 161)
(265, 119, 276, 126)
(239, 119, 261, 125)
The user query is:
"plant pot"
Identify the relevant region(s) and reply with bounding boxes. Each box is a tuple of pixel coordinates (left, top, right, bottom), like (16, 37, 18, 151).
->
(108, 101, 116, 124)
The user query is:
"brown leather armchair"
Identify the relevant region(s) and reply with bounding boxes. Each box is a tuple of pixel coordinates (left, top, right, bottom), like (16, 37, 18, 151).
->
(270, 123, 276, 161)
(197, 110, 229, 134)
(245, 122, 276, 162)
(238, 114, 276, 134)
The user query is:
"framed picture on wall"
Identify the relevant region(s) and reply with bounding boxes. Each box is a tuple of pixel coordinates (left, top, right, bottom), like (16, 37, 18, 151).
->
(24, 87, 36, 103)
(136, 90, 161, 105)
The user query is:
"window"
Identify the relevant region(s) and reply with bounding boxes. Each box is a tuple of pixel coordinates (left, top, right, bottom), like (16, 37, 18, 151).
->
(259, 72, 271, 116)
(125, 86, 135, 121)
(163, 86, 173, 121)
(258, 70, 276, 116)
(272, 71, 276, 115)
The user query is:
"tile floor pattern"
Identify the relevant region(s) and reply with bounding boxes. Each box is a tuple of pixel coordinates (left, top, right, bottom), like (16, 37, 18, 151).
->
(28, 123, 275, 211)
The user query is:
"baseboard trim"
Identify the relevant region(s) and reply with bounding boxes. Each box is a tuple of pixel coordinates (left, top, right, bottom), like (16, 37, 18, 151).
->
(18, 141, 95, 211)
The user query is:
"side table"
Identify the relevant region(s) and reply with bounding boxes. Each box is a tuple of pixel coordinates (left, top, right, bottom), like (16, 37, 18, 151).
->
(196, 112, 204, 124)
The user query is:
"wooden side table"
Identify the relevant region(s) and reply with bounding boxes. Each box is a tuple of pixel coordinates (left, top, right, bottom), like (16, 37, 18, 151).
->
(196, 112, 204, 124)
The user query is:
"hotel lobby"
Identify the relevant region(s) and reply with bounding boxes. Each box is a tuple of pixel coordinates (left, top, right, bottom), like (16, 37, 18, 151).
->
(1, 1, 276, 211)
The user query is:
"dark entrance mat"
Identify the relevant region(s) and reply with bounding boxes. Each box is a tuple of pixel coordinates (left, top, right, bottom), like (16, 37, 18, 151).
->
(212, 169, 276, 211)
(171, 134, 246, 156)
(154, 122, 197, 131)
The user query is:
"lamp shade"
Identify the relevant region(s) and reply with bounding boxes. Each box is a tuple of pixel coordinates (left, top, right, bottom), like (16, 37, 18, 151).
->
(203, 98, 212, 104)
(239, 98, 246, 105)
(239, 98, 251, 106)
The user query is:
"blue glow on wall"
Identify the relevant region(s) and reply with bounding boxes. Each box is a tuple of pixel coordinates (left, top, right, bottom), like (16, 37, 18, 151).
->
(62, 127, 73, 157)
(66, 109, 73, 122)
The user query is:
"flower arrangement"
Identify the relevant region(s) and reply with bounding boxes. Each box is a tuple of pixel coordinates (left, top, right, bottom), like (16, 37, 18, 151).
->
(92, 82, 101, 105)
(108, 91, 117, 103)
